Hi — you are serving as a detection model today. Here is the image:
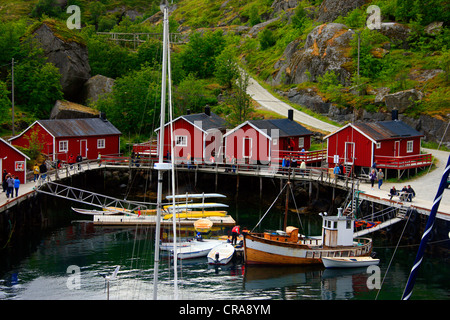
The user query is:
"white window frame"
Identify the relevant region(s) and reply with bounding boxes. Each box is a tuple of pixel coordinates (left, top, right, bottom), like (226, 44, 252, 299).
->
(273, 138, 278, 146)
(97, 139, 105, 149)
(407, 140, 413, 153)
(175, 135, 187, 147)
(59, 140, 68, 152)
(376, 142, 381, 149)
(298, 137, 304, 148)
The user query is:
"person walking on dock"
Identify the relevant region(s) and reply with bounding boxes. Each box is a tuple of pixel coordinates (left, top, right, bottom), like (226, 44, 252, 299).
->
(14, 176, 20, 198)
(369, 169, 376, 190)
(2, 169, 7, 192)
(231, 225, 240, 246)
(377, 169, 384, 189)
(33, 163, 40, 182)
(6, 174, 14, 199)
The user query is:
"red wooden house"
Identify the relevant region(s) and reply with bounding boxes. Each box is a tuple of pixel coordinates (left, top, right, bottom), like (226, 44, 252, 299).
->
(324, 119, 431, 176)
(0, 138, 30, 183)
(155, 107, 229, 163)
(223, 110, 313, 165)
(9, 116, 121, 162)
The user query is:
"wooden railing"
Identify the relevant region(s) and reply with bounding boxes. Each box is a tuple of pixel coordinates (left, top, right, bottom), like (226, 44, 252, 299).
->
(374, 153, 432, 169)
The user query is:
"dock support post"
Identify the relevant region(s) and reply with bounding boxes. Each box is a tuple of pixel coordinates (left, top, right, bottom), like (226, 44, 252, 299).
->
(260, 176, 263, 199)
(309, 181, 312, 200)
(236, 174, 240, 197)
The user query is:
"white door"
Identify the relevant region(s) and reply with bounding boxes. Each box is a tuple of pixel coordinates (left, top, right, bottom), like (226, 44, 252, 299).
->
(344, 142, 355, 165)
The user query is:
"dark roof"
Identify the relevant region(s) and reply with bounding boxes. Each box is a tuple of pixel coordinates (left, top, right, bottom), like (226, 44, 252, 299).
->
(38, 118, 121, 137)
(182, 112, 228, 131)
(354, 120, 423, 141)
(249, 119, 312, 137)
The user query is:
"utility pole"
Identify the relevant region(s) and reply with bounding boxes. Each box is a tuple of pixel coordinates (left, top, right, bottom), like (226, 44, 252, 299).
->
(11, 58, 15, 136)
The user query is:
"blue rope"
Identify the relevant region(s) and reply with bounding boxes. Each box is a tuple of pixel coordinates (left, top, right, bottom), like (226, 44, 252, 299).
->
(401, 155, 450, 300)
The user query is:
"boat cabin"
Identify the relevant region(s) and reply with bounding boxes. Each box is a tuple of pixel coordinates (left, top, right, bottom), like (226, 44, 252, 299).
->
(263, 226, 299, 243)
(321, 213, 354, 247)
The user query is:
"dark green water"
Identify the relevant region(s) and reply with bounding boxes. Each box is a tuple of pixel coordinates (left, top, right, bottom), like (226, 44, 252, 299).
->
(0, 202, 448, 300)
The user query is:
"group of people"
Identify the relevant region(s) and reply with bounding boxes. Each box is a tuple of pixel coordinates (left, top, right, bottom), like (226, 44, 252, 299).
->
(369, 168, 384, 189)
(390, 185, 416, 202)
(2, 170, 20, 199)
(67, 153, 83, 170)
(282, 156, 306, 173)
(333, 162, 348, 179)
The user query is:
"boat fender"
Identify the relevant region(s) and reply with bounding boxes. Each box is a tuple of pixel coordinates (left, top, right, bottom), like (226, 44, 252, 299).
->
(215, 252, 220, 263)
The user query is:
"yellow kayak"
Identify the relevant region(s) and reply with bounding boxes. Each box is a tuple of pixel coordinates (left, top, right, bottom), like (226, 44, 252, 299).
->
(163, 210, 228, 220)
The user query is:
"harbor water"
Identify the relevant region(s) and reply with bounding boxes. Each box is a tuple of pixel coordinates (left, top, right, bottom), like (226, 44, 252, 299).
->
(0, 199, 448, 301)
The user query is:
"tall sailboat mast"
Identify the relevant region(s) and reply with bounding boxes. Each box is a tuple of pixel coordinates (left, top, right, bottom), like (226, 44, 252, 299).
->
(153, 2, 170, 300)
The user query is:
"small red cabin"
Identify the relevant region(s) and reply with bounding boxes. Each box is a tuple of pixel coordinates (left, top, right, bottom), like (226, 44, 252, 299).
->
(0, 138, 30, 183)
(324, 119, 431, 175)
(155, 107, 228, 163)
(223, 110, 313, 165)
(9, 116, 121, 162)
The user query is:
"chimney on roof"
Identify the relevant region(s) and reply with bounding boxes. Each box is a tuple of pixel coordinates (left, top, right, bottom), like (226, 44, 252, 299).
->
(186, 109, 191, 115)
(392, 108, 398, 121)
(99, 111, 107, 121)
(288, 109, 294, 121)
(205, 105, 211, 116)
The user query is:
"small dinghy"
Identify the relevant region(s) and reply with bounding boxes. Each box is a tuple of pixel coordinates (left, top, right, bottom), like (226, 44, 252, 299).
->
(174, 239, 224, 260)
(194, 218, 213, 234)
(322, 256, 380, 268)
(207, 243, 235, 265)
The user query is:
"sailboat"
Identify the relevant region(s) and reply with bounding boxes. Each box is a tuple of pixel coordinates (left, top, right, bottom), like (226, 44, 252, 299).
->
(242, 171, 373, 265)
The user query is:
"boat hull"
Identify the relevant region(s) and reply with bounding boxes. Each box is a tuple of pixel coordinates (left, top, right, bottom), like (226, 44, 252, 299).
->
(207, 243, 235, 265)
(175, 240, 224, 260)
(322, 257, 380, 268)
(243, 233, 372, 265)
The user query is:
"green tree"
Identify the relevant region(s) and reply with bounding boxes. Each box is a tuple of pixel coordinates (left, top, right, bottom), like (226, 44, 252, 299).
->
(226, 73, 254, 126)
(93, 65, 161, 134)
(180, 30, 225, 79)
(12, 40, 63, 118)
(214, 48, 239, 88)
(0, 80, 11, 124)
(174, 73, 206, 115)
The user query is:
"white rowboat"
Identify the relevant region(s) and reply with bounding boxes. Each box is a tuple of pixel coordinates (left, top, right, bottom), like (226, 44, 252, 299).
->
(322, 256, 380, 268)
(207, 243, 235, 265)
(174, 239, 225, 260)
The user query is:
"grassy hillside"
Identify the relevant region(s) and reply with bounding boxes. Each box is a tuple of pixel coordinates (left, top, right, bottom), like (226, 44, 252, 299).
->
(0, 0, 449, 141)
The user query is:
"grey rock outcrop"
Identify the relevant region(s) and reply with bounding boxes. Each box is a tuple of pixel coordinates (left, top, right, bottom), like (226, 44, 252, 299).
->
(32, 22, 91, 102)
(384, 89, 423, 113)
(82, 75, 115, 104)
(317, 0, 366, 23)
(272, 23, 353, 86)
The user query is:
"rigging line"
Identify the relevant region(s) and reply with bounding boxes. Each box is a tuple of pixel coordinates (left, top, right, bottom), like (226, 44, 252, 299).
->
(375, 208, 412, 300)
(251, 182, 288, 233)
(288, 182, 304, 233)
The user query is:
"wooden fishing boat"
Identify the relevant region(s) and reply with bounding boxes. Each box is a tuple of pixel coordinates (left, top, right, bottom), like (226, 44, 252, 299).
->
(207, 243, 235, 265)
(243, 215, 373, 265)
(194, 218, 213, 234)
(322, 256, 380, 268)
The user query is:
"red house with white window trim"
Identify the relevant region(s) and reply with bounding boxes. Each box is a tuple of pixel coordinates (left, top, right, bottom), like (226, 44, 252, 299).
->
(155, 107, 229, 163)
(324, 119, 431, 175)
(9, 116, 121, 162)
(223, 110, 313, 165)
(0, 138, 30, 183)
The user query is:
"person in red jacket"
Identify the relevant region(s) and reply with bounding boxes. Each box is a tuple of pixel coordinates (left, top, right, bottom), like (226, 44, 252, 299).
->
(231, 225, 240, 246)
